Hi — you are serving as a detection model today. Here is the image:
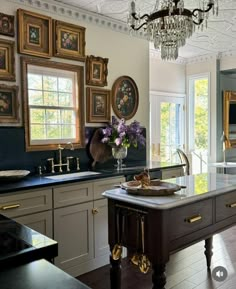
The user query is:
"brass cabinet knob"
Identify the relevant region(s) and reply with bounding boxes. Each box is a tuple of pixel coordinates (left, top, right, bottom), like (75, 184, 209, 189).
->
(92, 208, 99, 214)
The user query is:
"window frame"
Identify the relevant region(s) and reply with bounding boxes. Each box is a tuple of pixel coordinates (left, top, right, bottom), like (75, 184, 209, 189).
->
(21, 56, 85, 152)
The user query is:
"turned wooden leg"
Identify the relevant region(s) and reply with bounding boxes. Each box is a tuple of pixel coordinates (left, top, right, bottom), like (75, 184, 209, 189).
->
(110, 255, 121, 289)
(152, 264, 166, 289)
(204, 236, 213, 270)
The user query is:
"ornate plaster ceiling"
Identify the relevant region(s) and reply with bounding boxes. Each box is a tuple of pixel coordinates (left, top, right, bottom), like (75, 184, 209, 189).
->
(50, 0, 236, 59)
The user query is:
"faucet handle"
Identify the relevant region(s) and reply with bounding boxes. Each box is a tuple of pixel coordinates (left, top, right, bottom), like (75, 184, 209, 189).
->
(47, 158, 55, 173)
(76, 157, 80, 171)
(66, 156, 74, 172)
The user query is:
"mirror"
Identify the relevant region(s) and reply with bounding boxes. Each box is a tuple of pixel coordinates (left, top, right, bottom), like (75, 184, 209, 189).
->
(223, 91, 236, 148)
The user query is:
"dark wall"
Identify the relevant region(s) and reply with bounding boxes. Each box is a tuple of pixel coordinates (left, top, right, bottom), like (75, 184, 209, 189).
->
(0, 127, 146, 174)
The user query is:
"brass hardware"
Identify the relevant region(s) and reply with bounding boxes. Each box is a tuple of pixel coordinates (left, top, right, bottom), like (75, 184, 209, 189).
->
(112, 210, 124, 261)
(1, 204, 20, 210)
(92, 208, 99, 214)
(185, 215, 202, 223)
(138, 215, 151, 274)
(226, 202, 236, 208)
(115, 204, 147, 215)
(131, 214, 141, 267)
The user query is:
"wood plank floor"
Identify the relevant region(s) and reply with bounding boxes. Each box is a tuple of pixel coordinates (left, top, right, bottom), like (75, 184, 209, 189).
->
(77, 226, 236, 289)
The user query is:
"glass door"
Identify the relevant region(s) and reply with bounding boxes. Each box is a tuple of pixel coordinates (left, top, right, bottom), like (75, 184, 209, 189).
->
(150, 93, 185, 163)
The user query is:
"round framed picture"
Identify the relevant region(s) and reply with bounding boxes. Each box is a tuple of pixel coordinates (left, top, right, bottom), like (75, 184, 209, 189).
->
(111, 75, 139, 120)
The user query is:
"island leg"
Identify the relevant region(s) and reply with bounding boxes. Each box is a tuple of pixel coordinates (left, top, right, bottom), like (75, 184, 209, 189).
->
(152, 263, 166, 289)
(204, 236, 213, 270)
(110, 255, 121, 289)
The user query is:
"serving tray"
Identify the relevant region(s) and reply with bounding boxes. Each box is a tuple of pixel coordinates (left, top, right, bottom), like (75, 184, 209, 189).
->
(121, 180, 182, 196)
(0, 170, 30, 181)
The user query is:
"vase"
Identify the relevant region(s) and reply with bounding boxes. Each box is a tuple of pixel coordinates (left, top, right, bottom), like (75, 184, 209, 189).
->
(112, 147, 127, 170)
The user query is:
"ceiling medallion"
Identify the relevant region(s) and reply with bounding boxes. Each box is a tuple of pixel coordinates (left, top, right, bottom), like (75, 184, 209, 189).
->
(128, 0, 219, 60)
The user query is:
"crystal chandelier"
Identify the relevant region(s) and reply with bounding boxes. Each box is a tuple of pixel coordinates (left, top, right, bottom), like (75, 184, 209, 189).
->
(128, 0, 219, 60)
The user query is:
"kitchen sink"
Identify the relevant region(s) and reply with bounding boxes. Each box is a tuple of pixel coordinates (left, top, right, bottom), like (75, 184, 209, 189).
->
(44, 171, 101, 180)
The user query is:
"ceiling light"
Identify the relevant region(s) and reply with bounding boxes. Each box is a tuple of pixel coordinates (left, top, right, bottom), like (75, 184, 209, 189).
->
(128, 0, 219, 60)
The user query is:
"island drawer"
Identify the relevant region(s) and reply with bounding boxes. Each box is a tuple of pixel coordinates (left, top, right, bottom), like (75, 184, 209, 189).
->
(169, 199, 213, 240)
(0, 189, 52, 218)
(53, 182, 93, 208)
(93, 177, 125, 200)
(216, 191, 236, 222)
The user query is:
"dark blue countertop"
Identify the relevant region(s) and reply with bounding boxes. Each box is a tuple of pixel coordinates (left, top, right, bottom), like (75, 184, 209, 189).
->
(0, 259, 90, 289)
(0, 215, 58, 270)
(0, 162, 184, 194)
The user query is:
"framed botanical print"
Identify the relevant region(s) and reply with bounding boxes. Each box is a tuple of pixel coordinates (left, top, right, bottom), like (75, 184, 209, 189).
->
(0, 39, 15, 81)
(53, 20, 86, 61)
(0, 12, 14, 37)
(86, 55, 108, 87)
(0, 84, 19, 123)
(112, 75, 139, 120)
(17, 9, 52, 58)
(86, 87, 110, 123)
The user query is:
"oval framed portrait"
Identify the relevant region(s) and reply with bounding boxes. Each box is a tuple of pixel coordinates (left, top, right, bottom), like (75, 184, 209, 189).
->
(111, 75, 139, 120)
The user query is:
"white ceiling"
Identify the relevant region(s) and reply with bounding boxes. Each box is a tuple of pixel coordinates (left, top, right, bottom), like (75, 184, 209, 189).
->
(51, 0, 236, 59)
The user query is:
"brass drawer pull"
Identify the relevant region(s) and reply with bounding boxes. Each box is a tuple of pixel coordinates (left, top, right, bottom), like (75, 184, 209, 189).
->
(226, 202, 236, 208)
(92, 208, 99, 215)
(185, 215, 202, 223)
(1, 204, 20, 210)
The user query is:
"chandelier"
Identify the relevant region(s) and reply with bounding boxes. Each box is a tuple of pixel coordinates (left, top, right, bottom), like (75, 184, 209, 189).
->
(128, 0, 219, 60)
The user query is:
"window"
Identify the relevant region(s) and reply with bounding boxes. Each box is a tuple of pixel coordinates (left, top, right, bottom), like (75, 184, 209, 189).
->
(22, 57, 84, 151)
(188, 74, 210, 173)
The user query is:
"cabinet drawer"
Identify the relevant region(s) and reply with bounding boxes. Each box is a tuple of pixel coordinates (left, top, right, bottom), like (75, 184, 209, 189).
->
(169, 199, 213, 240)
(0, 189, 52, 218)
(216, 191, 236, 222)
(161, 167, 184, 180)
(93, 177, 125, 200)
(53, 182, 93, 208)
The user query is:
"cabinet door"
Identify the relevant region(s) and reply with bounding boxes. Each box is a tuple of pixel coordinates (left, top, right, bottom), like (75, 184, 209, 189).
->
(161, 167, 184, 180)
(94, 199, 109, 258)
(54, 202, 94, 271)
(93, 177, 125, 200)
(14, 211, 53, 238)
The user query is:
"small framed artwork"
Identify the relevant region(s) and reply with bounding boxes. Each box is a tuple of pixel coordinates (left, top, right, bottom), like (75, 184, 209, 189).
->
(86, 87, 111, 123)
(0, 84, 19, 123)
(53, 20, 86, 61)
(17, 9, 52, 58)
(86, 55, 108, 87)
(112, 75, 139, 120)
(0, 39, 15, 81)
(0, 12, 14, 37)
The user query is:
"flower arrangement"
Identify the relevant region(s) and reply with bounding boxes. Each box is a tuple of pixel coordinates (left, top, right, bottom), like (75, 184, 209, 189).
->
(101, 116, 145, 148)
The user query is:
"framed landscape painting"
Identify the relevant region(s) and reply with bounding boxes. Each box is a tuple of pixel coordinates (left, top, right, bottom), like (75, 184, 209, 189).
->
(112, 75, 139, 120)
(53, 20, 86, 61)
(86, 87, 110, 123)
(17, 9, 52, 58)
(0, 39, 15, 81)
(0, 84, 19, 123)
(86, 55, 108, 87)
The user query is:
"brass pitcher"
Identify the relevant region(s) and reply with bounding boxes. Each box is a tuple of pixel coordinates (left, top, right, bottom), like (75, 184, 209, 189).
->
(111, 210, 124, 260)
(138, 215, 151, 274)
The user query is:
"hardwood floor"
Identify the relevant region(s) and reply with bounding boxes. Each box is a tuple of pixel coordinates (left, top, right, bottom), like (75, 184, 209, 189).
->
(77, 226, 236, 289)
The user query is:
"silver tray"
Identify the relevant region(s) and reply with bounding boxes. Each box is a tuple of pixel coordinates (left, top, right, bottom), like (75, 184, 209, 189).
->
(121, 180, 182, 196)
(0, 170, 30, 181)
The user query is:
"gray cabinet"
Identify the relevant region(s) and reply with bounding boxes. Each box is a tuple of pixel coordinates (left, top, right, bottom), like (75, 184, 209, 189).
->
(161, 167, 184, 179)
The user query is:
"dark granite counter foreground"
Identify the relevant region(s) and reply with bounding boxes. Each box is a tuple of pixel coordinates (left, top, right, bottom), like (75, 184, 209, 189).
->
(0, 161, 184, 194)
(0, 259, 90, 289)
(0, 214, 58, 270)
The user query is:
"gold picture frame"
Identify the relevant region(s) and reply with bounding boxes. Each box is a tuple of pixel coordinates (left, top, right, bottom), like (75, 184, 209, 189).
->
(86, 55, 108, 87)
(17, 9, 52, 58)
(0, 12, 15, 37)
(53, 20, 86, 61)
(86, 87, 110, 123)
(0, 39, 15, 81)
(0, 84, 19, 123)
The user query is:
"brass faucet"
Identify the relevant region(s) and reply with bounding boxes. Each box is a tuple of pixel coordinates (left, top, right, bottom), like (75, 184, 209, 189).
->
(47, 142, 74, 173)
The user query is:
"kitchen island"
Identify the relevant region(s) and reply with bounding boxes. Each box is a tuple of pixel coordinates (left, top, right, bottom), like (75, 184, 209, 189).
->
(103, 173, 236, 289)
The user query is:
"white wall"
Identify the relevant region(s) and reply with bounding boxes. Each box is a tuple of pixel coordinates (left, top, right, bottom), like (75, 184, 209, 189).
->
(149, 54, 186, 94)
(1, 0, 150, 133)
(186, 59, 217, 162)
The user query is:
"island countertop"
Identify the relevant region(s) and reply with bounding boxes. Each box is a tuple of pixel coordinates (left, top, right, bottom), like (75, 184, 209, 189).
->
(103, 173, 236, 209)
(0, 161, 183, 195)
